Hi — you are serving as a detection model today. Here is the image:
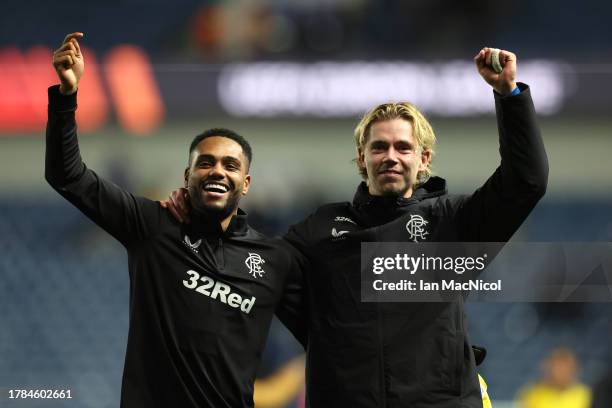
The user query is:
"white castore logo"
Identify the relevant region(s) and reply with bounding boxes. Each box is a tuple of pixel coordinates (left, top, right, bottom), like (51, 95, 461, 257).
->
(331, 228, 349, 238)
(245, 252, 266, 278)
(405, 214, 429, 242)
(332, 228, 349, 241)
(184, 235, 202, 253)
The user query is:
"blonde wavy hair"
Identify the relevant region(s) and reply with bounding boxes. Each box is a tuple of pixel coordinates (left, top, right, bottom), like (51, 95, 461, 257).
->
(354, 102, 436, 184)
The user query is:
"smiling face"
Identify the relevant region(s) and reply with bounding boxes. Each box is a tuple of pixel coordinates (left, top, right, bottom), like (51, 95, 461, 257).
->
(354, 102, 436, 198)
(184, 136, 251, 220)
(358, 118, 431, 198)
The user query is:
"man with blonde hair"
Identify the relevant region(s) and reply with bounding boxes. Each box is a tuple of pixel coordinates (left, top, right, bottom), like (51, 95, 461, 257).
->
(283, 47, 548, 407)
(353, 101, 437, 189)
(167, 47, 548, 407)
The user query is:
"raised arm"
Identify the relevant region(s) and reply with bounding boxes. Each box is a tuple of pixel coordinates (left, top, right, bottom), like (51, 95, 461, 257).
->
(455, 48, 549, 241)
(45, 33, 161, 246)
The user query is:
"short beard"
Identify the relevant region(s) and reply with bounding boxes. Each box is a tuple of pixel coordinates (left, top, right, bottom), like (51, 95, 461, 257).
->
(378, 181, 410, 198)
(188, 185, 241, 221)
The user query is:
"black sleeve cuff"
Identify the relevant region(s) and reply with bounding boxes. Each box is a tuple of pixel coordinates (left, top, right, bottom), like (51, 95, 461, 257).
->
(494, 82, 530, 101)
(48, 85, 77, 112)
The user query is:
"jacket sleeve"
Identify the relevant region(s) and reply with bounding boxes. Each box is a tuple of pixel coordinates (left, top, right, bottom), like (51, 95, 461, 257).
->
(278, 215, 321, 348)
(44, 85, 162, 247)
(275, 241, 309, 349)
(454, 83, 549, 241)
(283, 215, 313, 258)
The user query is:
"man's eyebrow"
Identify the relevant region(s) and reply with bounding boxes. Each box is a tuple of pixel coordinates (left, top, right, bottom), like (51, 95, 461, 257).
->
(222, 156, 242, 164)
(194, 154, 214, 163)
(194, 154, 242, 164)
(395, 140, 414, 147)
(370, 140, 389, 148)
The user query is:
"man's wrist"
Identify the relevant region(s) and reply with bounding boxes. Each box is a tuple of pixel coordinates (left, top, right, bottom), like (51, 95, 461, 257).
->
(494, 81, 519, 97)
(59, 83, 78, 95)
(506, 86, 520, 97)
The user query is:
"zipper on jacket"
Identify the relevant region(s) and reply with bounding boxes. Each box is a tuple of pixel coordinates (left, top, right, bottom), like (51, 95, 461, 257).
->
(377, 302, 387, 408)
(216, 237, 225, 270)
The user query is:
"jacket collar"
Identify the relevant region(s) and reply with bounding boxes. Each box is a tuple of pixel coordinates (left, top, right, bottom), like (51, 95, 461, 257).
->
(352, 176, 448, 209)
(189, 208, 249, 237)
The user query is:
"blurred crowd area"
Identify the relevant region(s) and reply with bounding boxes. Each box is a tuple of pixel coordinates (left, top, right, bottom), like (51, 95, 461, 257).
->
(2, 0, 612, 61)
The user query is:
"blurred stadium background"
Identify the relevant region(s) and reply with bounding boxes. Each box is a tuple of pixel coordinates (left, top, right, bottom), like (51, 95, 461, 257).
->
(1, 1, 611, 407)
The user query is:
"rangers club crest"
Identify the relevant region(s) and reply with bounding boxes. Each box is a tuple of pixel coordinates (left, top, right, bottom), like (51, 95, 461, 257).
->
(245, 252, 266, 278)
(405, 214, 429, 242)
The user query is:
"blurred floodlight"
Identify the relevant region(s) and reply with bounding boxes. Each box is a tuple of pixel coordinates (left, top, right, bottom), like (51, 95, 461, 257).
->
(218, 61, 569, 117)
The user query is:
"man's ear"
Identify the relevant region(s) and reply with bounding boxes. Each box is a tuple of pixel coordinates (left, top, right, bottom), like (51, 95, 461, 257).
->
(357, 146, 365, 169)
(419, 149, 432, 172)
(242, 174, 251, 195)
(184, 167, 190, 188)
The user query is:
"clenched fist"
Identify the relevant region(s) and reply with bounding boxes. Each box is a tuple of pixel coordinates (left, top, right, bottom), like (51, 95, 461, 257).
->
(52, 32, 84, 95)
(474, 47, 517, 95)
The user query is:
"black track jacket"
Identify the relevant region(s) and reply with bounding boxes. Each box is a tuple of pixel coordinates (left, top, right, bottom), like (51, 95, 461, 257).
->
(285, 84, 548, 408)
(45, 85, 305, 408)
